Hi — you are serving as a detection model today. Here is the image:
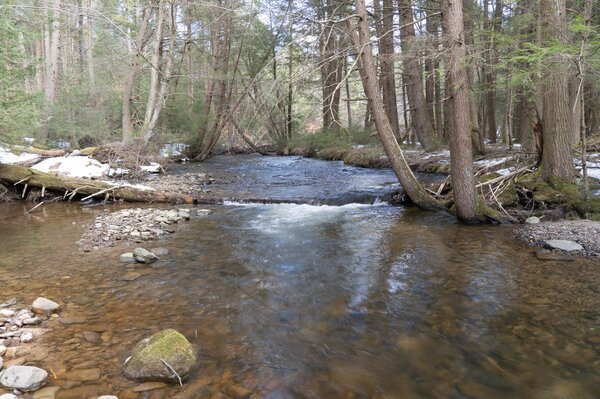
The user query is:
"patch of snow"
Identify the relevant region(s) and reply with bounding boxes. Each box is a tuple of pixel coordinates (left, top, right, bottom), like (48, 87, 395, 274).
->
(107, 167, 130, 177)
(421, 150, 450, 160)
(140, 162, 161, 173)
(24, 137, 35, 144)
(495, 168, 512, 176)
(0, 146, 40, 164)
(160, 143, 188, 157)
(102, 180, 154, 191)
(474, 157, 509, 167)
(32, 156, 109, 178)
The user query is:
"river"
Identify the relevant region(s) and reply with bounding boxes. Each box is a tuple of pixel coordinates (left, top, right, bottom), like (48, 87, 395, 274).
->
(0, 155, 599, 398)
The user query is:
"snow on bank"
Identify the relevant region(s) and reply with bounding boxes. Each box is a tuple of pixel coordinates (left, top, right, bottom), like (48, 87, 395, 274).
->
(0, 146, 40, 164)
(32, 156, 109, 178)
(31, 156, 162, 179)
(160, 143, 188, 157)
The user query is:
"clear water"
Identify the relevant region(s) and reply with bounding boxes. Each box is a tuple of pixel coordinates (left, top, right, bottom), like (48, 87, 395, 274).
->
(0, 156, 598, 399)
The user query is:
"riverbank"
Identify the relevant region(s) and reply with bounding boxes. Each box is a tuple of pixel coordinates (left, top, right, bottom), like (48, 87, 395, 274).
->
(516, 219, 600, 257)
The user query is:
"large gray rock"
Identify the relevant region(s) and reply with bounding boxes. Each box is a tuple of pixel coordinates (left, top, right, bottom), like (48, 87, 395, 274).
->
(0, 365, 48, 391)
(544, 240, 584, 252)
(32, 297, 60, 316)
(123, 329, 197, 382)
(132, 248, 158, 264)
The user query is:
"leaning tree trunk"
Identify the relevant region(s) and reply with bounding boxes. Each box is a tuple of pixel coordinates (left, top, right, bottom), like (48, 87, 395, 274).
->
(350, 0, 443, 210)
(441, 0, 479, 222)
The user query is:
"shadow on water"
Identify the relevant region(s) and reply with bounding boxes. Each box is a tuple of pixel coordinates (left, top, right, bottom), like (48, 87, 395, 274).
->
(0, 155, 599, 398)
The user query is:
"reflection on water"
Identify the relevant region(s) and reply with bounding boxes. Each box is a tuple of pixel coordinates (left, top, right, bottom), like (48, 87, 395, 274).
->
(0, 158, 599, 398)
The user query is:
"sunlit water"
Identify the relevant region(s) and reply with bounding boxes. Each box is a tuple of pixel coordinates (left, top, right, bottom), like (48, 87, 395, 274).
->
(0, 155, 599, 399)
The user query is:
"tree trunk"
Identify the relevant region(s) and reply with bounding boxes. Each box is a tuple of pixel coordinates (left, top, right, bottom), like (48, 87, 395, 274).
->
(441, 0, 479, 222)
(350, 0, 443, 210)
(374, 0, 401, 139)
(540, 0, 575, 183)
(463, 0, 484, 154)
(122, 2, 152, 142)
(144, 1, 177, 144)
(142, 0, 165, 133)
(397, 0, 440, 151)
(85, 0, 95, 85)
(40, 0, 61, 144)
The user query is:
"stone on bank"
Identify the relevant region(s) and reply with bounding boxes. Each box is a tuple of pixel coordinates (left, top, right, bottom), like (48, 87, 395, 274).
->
(123, 329, 197, 382)
(0, 365, 48, 392)
(31, 298, 60, 316)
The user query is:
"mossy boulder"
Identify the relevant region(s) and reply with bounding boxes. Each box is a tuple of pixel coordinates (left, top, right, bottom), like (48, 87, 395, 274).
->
(123, 329, 197, 382)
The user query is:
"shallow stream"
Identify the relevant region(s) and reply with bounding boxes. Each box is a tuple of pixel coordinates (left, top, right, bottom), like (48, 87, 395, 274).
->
(0, 155, 599, 398)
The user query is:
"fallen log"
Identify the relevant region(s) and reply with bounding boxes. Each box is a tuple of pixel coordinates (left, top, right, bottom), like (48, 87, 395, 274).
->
(0, 164, 217, 204)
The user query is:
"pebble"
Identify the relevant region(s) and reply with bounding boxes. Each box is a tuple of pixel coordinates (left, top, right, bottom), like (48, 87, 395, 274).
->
(58, 316, 87, 325)
(20, 331, 34, 343)
(32, 297, 60, 316)
(132, 248, 158, 264)
(32, 386, 60, 399)
(132, 382, 167, 392)
(121, 272, 142, 282)
(119, 253, 136, 264)
(78, 207, 198, 249)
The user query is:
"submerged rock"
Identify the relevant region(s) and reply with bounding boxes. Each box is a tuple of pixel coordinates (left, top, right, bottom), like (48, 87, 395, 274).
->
(133, 248, 158, 264)
(0, 365, 48, 391)
(32, 297, 60, 316)
(119, 253, 136, 264)
(535, 249, 576, 262)
(544, 240, 584, 252)
(123, 329, 197, 382)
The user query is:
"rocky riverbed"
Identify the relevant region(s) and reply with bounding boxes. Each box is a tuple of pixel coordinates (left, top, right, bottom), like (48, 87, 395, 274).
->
(76, 207, 210, 251)
(516, 219, 600, 257)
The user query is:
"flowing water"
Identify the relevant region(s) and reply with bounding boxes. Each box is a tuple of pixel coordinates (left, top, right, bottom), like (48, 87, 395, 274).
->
(0, 155, 599, 399)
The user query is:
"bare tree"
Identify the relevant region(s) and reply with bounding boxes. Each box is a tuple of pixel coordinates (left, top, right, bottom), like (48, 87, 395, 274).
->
(397, 0, 440, 151)
(539, 0, 575, 182)
(122, 1, 153, 142)
(441, 0, 479, 222)
(350, 0, 442, 210)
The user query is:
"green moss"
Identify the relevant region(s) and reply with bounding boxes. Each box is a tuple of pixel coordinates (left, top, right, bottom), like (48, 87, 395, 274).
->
(575, 198, 600, 220)
(123, 329, 197, 382)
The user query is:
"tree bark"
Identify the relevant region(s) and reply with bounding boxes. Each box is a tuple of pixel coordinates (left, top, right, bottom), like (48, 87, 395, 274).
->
(350, 0, 443, 210)
(397, 0, 440, 151)
(540, 0, 575, 183)
(374, 0, 401, 139)
(40, 0, 61, 144)
(144, 1, 177, 144)
(122, 2, 153, 142)
(441, 0, 479, 222)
